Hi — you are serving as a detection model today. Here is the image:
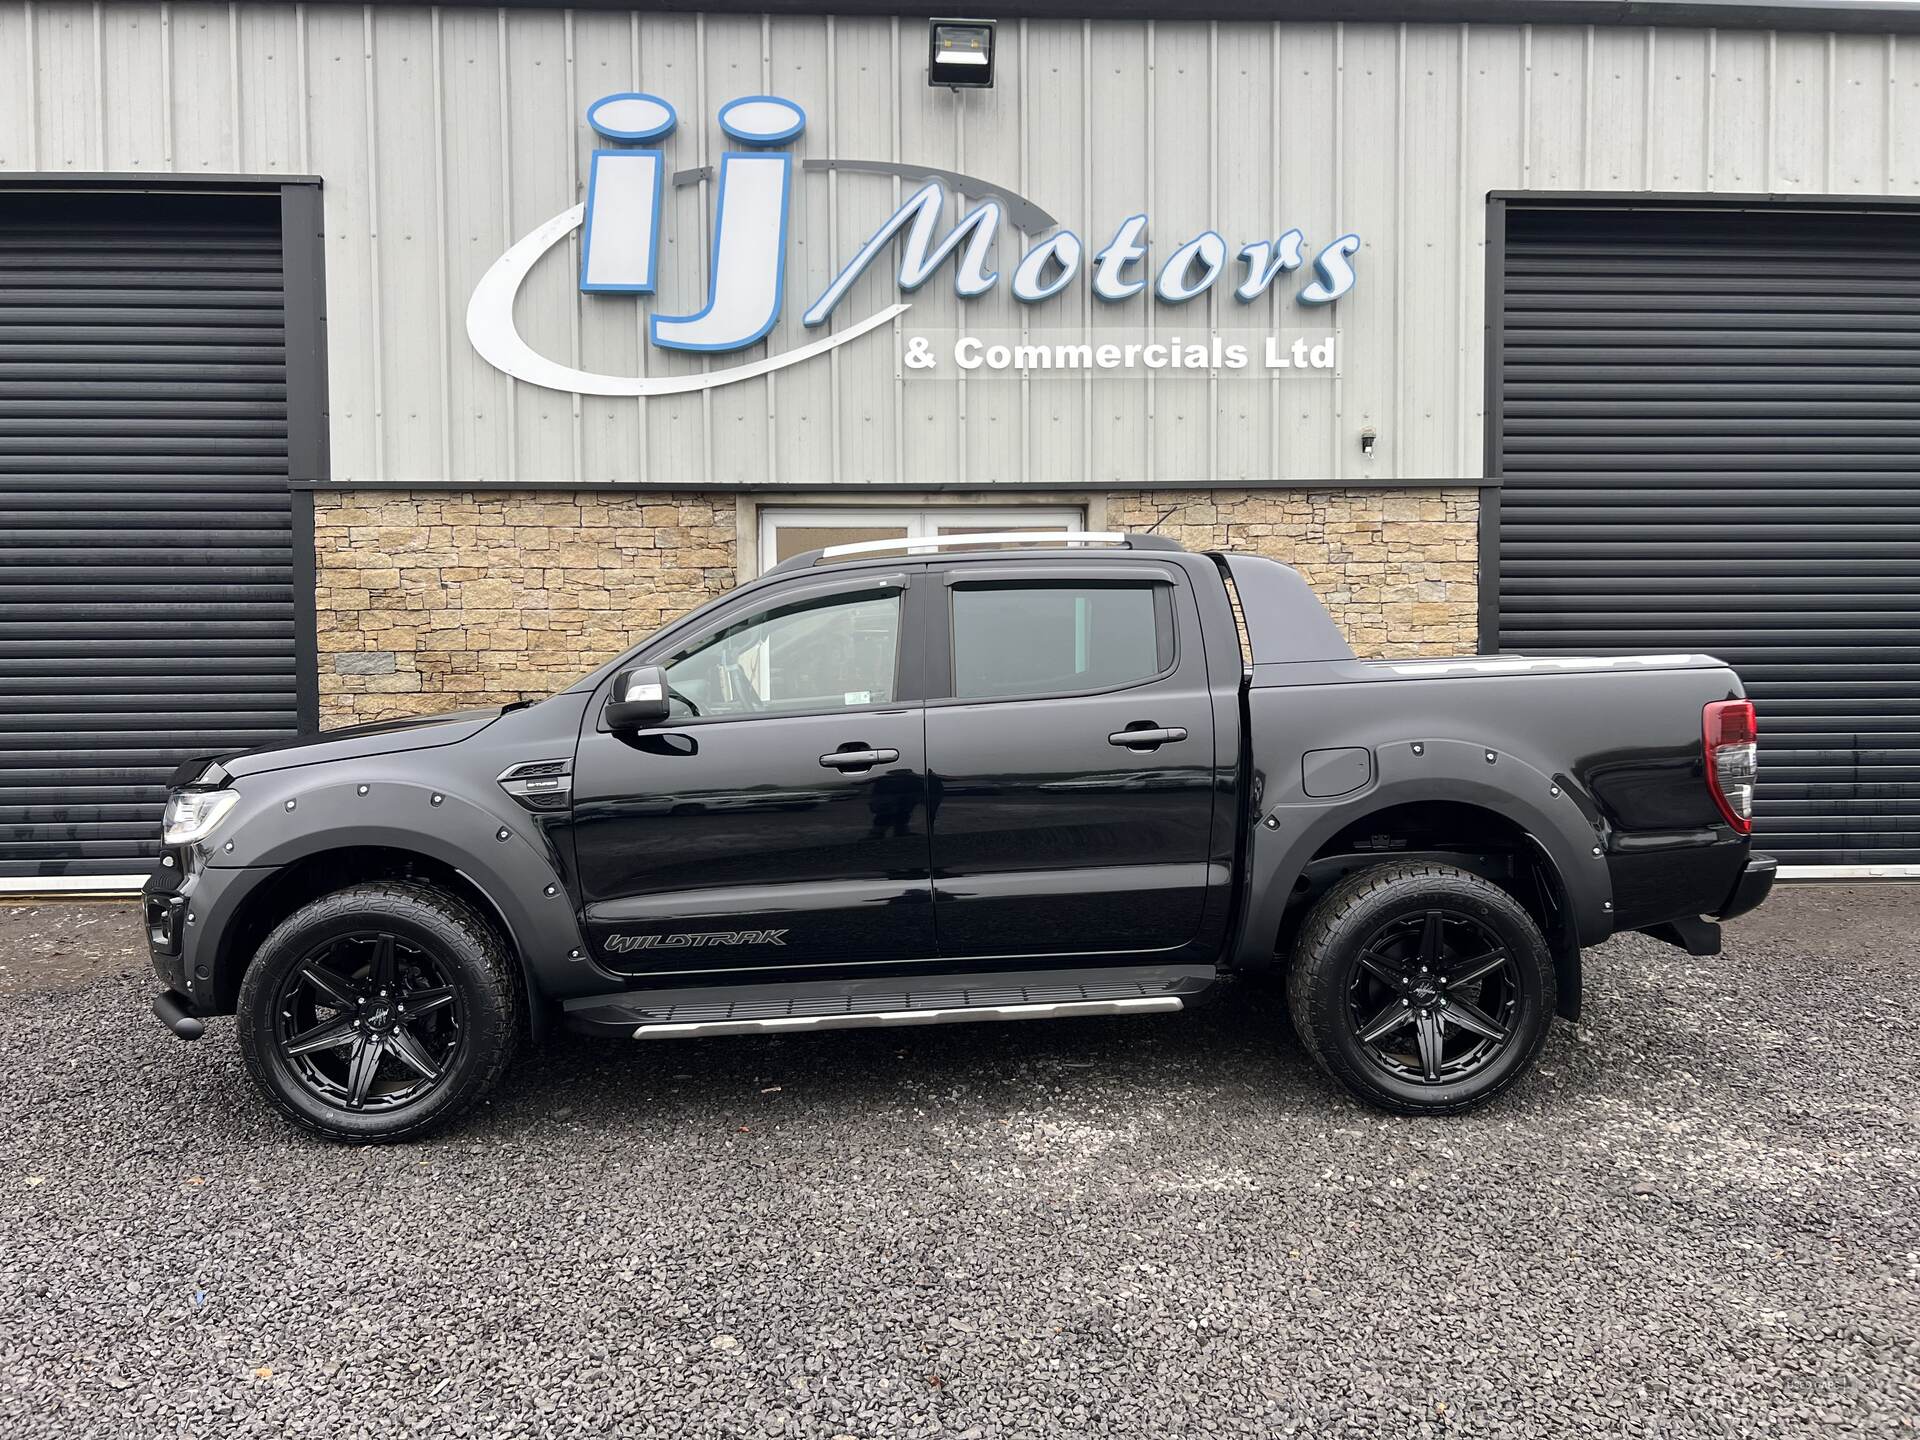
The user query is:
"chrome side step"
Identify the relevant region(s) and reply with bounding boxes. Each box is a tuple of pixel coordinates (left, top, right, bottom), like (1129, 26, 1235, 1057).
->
(561, 962, 1216, 1040)
(631, 994, 1181, 1039)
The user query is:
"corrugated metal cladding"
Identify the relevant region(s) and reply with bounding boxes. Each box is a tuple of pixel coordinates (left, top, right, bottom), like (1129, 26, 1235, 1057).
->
(0, 191, 299, 881)
(6, 6, 1920, 486)
(1492, 201, 1920, 866)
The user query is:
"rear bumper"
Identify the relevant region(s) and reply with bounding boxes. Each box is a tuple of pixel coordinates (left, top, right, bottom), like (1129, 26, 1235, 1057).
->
(1713, 852, 1776, 921)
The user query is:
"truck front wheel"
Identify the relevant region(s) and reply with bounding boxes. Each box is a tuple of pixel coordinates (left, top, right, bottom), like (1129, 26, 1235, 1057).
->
(236, 881, 520, 1143)
(1285, 862, 1557, 1115)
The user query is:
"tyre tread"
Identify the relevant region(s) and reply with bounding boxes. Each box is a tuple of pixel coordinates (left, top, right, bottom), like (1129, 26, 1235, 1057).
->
(236, 880, 520, 1144)
(1285, 862, 1556, 1116)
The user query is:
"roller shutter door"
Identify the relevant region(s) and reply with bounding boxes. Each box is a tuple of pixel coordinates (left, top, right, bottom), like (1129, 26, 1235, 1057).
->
(0, 190, 301, 883)
(1491, 200, 1920, 868)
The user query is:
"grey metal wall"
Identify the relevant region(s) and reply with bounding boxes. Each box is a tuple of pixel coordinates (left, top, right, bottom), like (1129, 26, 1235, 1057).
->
(4, 5, 1920, 488)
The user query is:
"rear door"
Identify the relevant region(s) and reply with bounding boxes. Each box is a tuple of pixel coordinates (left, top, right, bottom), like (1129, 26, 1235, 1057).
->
(923, 560, 1218, 960)
(570, 571, 934, 974)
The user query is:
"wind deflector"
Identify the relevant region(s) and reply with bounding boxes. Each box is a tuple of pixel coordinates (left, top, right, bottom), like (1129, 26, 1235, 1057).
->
(1220, 554, 1357, 665)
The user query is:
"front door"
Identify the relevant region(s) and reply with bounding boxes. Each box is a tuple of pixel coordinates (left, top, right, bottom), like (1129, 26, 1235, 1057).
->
(571, 576, 934, 975)
(924, 562, 1218, 960)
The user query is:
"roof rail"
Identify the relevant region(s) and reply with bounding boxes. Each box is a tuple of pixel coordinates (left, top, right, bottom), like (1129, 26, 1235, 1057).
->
(809, 530, 1185, 563)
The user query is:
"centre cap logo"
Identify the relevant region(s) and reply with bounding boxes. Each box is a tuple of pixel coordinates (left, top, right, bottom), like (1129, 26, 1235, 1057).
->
(466, 91, 1362, 398)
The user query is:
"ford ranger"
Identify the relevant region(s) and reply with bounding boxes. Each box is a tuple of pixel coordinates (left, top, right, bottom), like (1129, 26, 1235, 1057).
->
(142, 531, 1775, 1141)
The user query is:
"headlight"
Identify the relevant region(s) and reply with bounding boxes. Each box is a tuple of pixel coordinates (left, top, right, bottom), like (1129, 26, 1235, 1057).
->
(161, 789, 240, 846)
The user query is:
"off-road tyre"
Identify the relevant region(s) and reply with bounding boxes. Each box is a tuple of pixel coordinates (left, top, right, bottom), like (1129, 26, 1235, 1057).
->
(1285, 862, 1556, 1116)
(237, 881, 519, 1143)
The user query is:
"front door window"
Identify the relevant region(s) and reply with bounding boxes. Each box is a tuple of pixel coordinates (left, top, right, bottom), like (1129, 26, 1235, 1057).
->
(661, 590, 901, 719)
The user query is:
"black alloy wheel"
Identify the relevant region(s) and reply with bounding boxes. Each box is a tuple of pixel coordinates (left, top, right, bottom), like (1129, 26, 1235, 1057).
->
(1286, 862, 1557, 1115)
(238, 882, 519, 1142)
(274, 931, 463, 1112)
(1345, 908, 1521, 1085)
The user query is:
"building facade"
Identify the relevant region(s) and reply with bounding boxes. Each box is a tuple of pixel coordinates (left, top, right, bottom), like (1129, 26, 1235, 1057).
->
(6, 0, 1920, 885)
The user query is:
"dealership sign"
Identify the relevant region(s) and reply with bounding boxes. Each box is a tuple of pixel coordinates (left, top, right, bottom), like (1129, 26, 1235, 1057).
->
(466, 93, 1361, 397)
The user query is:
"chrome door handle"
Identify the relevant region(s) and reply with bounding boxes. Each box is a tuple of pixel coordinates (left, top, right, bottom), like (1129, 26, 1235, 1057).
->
(1108, 726, 1188, 749)
(820, 747, 899, 771)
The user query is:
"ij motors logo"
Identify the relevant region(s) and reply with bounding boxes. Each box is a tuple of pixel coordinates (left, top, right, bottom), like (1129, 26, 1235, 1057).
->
(466, 92, 1362, 397)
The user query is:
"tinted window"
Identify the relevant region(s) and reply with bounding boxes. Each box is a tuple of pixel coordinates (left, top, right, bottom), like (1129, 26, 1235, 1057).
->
(951, 583, 1170, 699)
(663, 590, 900, 717)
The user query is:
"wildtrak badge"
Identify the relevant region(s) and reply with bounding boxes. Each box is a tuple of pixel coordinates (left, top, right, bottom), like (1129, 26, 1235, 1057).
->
(466, 91, 1361, 398)
(605, 930, 790, 953)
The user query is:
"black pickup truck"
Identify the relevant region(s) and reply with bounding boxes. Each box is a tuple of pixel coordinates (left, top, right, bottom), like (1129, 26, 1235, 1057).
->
(143, 531, 1774, 1141)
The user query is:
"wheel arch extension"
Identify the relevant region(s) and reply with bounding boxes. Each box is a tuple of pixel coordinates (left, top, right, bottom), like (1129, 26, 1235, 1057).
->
(1265, 797, 1587, 1021)
(211, 846, 551, 1034)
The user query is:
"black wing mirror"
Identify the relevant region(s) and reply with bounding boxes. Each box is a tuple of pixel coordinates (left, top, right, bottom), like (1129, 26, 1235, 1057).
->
(606, 665, 671, 730)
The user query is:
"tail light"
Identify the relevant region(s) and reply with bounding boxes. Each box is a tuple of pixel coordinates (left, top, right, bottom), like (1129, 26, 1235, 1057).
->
(1703, 699, 1758, 834)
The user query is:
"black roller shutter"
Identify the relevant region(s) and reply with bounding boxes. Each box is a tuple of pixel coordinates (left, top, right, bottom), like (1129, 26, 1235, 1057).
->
(1491, 198, 1920, 867)
(0, 190, 304, 882)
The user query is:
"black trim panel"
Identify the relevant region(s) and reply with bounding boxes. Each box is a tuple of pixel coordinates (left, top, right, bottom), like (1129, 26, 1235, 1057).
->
(392, 2, 1920, 38)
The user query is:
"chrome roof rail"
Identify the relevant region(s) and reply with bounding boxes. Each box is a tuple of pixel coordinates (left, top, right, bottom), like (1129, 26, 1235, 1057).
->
(816, 530, 1173, 561)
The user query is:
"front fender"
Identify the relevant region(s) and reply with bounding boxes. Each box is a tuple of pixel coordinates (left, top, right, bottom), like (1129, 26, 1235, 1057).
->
(200, 761, 595, 1015)
(1230, 737, 1612, 971)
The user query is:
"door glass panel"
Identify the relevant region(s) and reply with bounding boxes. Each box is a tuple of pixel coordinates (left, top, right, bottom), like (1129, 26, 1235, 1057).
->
(663, 591, 901, 717)
(951, 584, 1166, 699)
(771, 524, 908, 564)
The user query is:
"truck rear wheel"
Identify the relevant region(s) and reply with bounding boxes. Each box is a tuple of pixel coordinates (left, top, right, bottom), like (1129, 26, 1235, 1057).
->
(236, 881, 519, 1143)
(1285, 862, 1556, 1115)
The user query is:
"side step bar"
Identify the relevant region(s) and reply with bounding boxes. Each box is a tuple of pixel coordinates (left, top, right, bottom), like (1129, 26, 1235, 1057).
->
(563, 964, 1215, 1041)
(632, 995, 1179, 1039)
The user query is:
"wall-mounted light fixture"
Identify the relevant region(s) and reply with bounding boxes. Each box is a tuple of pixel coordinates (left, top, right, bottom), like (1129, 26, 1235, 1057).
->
(929, 18, 996, 89)
(1359, 427, 1378, 461)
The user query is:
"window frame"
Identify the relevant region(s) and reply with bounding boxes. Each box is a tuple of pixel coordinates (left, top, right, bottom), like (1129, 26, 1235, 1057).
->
(927, 562, 1184, 707)
(595, 572, 920, 731)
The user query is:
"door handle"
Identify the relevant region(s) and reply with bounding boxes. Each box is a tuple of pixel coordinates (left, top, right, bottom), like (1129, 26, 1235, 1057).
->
(1108, 726, 1188, 750)
(820, 747, 899, 771)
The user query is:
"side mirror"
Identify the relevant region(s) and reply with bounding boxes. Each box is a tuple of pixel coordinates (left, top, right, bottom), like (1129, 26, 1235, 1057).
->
(606, 665, 671, 730)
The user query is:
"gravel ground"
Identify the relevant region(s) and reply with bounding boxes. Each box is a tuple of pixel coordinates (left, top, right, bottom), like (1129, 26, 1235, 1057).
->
(0, 885, 1915, 1439)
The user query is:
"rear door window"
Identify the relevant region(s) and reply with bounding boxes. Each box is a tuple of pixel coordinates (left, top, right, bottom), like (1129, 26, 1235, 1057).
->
(950, 582, 1173, 700)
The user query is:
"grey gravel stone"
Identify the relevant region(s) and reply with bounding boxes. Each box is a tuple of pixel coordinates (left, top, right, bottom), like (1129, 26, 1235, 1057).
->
(0, 885, 1916, 1438)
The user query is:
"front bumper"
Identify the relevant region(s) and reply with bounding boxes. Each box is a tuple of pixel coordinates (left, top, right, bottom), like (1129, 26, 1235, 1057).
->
(141, 853, 260, 1023)
(1714, 852, 1777, 921)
